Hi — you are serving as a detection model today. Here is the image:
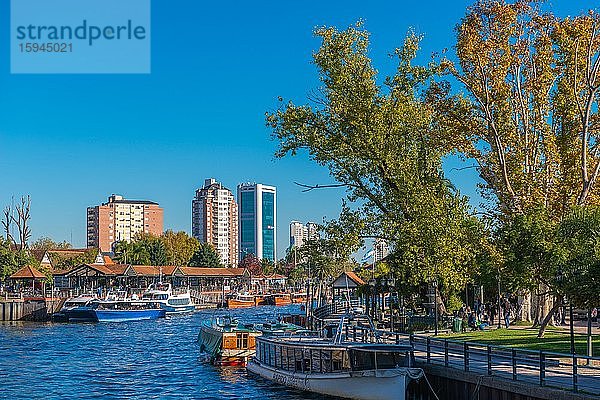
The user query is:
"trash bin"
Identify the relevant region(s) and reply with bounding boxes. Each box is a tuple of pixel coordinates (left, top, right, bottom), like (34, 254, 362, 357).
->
(453, 317, 462, 333)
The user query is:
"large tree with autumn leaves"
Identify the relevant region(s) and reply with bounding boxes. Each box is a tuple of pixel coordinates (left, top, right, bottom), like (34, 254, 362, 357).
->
(433, 0, 600, 218)
(429, 0, 600, 334)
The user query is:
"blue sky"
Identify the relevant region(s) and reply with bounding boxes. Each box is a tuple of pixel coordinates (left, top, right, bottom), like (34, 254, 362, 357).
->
(0, 0, 598, 257)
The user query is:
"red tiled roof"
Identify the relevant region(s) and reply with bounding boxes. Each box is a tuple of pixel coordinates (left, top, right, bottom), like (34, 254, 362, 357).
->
(178, 267, 247, 277)
(130, 265, 177, 276)
(49, 248, 94, 255)
(103, 255, 115, 265)
(29, 249, 47, 263)
(345, 271, 365, 286)
(9, 265, 46, 279)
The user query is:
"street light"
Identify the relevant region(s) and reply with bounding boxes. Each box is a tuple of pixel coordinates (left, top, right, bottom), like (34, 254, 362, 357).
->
(432, 280, 439, 336)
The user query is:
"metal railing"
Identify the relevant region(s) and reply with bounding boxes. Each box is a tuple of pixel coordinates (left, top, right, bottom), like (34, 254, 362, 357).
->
(339, 324, 600, 396)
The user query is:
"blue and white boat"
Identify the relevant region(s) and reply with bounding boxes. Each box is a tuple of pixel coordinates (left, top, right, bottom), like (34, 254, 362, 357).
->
(54, 294, 99, 322)
(94, 299, 166, 322)
(142, 283, 195, 314)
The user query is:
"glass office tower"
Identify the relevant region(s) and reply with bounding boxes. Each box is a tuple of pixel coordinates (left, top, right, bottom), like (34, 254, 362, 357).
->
(238, 183, 276, 261)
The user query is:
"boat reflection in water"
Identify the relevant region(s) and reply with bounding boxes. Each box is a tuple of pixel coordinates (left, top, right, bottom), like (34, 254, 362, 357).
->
(246, 313, 423, 400)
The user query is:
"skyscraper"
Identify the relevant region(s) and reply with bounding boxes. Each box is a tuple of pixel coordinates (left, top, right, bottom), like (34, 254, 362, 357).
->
(289, 220, 319, 248)
(238, 183, 276, 261)
(87, 194, 163, 252)
(191, 178, 239, 266)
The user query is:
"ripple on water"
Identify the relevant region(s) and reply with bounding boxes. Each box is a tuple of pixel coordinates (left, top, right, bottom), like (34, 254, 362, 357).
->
(0, 306, 333, 399)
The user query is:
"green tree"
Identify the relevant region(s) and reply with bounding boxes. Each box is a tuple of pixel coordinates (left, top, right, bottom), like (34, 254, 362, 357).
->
(189, 242, 222, 267)
(556, 207, 600, 310)
(434, 0, 600, 218)
(269, 23, 482, 298)
(0, 237, 33, 281)
(29, 237, 72, 251)
(49, 248, 98, 271)
(160, 230, 199, 267)
(113, 240, 150, 265)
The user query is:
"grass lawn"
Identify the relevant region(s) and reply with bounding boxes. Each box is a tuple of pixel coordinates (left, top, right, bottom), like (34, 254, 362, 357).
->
(441, 327, 600, 357)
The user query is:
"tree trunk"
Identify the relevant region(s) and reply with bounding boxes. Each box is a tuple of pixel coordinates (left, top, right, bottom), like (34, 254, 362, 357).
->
(516, 290, 532, 322)
(537, 296, 562, 338)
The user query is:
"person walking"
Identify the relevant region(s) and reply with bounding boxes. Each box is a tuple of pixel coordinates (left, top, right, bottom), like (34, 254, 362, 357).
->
(503, 298, 512, 328)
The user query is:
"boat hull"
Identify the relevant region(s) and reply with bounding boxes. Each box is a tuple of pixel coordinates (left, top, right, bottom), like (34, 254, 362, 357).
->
(273, 295, 292, 306)
(198, 320, 259, 366)
(94, 309, 166, 322)
(162, 304, 196, 314)
(227, 299, 255, 309)
(55, 308, 98, 322)
(247, 361, 409, 400)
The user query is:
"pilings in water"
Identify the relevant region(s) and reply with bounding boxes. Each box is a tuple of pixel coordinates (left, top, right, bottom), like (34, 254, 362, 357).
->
(0, 299, 63, 321)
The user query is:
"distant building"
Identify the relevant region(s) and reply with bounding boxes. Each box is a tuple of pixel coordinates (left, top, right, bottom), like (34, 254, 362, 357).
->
(87, 194, 163, 252)
(191, 178, 239, 266)
(289, 220, 319, 248)
(374, 238, 390, 261)
(238, 183, 276, 261)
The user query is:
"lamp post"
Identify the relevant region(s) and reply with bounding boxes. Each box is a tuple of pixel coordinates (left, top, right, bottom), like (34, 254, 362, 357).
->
(432, 280, 439, 336)
(497, 266, 502, 329)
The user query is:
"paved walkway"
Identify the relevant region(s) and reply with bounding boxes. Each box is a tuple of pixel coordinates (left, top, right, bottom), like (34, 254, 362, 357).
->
(408, 336, 600, 396)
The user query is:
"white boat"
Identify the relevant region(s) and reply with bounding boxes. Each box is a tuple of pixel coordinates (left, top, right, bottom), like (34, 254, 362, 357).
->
(246, 314, 423, 400)
(141, 283, 195, 314)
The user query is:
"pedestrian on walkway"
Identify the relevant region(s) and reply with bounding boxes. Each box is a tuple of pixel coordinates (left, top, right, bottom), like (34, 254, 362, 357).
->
(503, 298, 512, 328)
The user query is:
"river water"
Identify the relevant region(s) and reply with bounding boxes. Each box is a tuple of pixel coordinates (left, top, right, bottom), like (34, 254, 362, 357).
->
(0, 305, 331, 400)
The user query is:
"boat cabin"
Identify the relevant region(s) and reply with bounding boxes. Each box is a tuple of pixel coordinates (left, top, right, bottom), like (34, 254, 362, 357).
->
(255, 337, 412, 374)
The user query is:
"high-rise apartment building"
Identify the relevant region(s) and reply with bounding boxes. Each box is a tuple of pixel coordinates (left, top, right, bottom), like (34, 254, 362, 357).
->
(87, 194, 163, 252)
(289, 221, 318, 248)
(374, 238, 390, 261)
(192, 178, 239, 266)
(238, 183, 276, 261)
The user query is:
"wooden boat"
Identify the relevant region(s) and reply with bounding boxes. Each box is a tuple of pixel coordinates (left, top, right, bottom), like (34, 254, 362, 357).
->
(273, 293, 292, 306)
(254, 295, 270, 306)
(197, 315, 261, 366)
(291, 293, 307, 304)
(247, 313, 422, 400)
(227, 294, 255, 309)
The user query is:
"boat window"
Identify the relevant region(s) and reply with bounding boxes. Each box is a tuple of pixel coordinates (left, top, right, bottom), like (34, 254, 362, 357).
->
(269, 343, 275, 366)
(332, 350, 347, 371)
(294, 349, 303, 372)
(302, 349, 312, 373)
(350, 350, 375, 371)
(317, 350, 332, 373)
(237, 333, 249, 350)
(259, 342, 265, 363)
(376, 351, 408, 369)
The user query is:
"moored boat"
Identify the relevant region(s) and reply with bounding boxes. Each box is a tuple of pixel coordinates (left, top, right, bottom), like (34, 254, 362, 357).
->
(94, 300, 166, 322)
(227, 294, 256, 309)
(53, 295, 99, 322)
(254, 295, 270, 306)
(246, 313, 423, 400)
(198, 315, 260, 366)
(272, 293, 292, 306)
(291, 293, 307, 304)
(142, 282, 195, 314)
